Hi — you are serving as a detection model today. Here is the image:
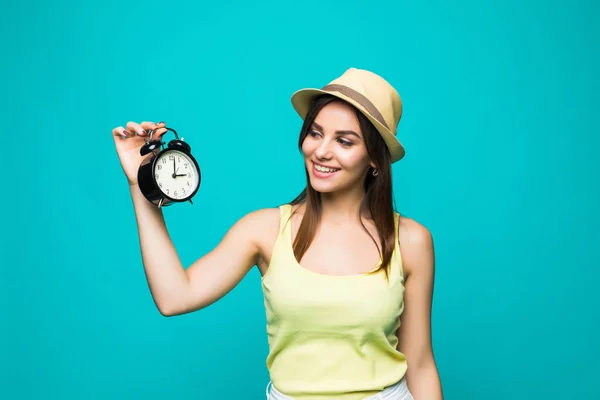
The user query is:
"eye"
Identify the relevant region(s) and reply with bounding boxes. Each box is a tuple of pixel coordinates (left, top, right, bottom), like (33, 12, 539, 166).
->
(308, 130, 321, 137)
(337, 138, 353, 147)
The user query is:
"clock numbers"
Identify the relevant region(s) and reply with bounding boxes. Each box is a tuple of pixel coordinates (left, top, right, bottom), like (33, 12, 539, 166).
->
(154, 150, 199, 200)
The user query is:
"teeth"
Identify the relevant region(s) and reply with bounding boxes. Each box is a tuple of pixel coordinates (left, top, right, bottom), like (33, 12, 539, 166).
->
(315, 164, 339, 173)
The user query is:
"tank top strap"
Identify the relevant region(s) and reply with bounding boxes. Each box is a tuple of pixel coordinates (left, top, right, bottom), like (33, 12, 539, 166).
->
(393, 212, 400, 244)
(391, 211, 406, 282)
(266, 204, 294, 275)
(277, 204, 293, 238)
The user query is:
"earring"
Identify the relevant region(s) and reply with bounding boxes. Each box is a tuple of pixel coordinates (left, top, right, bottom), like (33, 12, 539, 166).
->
(372, 168, 379, 177)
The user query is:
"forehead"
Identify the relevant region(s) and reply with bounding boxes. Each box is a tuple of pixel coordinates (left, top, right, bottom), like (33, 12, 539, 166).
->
(313, 101, 362, 133)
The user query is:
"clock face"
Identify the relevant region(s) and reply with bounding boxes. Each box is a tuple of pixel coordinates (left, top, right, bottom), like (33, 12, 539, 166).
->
(153, 150, 200, 200)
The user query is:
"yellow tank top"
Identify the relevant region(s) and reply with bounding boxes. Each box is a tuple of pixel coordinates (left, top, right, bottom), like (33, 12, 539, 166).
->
(261, 204, 408, 400)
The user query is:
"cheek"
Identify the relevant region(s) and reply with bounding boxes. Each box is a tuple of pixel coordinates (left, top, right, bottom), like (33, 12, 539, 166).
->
(338, 149, 370, 171)
(301, 138, 314, 157)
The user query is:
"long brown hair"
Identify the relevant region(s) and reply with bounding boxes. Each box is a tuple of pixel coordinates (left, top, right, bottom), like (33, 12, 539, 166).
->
(289, 94, 397, 276)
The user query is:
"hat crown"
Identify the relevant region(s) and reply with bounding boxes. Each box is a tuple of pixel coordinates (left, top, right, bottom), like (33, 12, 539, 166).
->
(326, 68, 402, 134)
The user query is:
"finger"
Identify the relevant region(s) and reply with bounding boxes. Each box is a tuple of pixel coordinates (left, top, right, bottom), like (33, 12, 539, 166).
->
(112, 126, 130, 139)
(140, 121, 166, 132)
(151, 126, 169, 139)
(144, 122, 169, 141)
(125, 121, 147, 137)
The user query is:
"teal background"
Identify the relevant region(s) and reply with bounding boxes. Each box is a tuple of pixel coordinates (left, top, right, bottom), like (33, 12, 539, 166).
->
(2, 0, 599, 399)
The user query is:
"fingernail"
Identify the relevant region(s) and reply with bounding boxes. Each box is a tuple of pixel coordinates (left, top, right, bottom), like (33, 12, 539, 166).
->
(122, 130, 129, 137)
(158, 121, 165, 125)
(121, 135, 127, 139)
(139, 130, 146, 136)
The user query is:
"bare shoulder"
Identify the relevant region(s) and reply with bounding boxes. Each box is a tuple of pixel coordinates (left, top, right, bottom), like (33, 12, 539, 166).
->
(398, 216, 435, 277)
(398, 216, 433, 246)
(236, 207, 282, 266)
(221, 207, 280, 250)
(237, 206, 281, 241)
(239, 206, 281, 226)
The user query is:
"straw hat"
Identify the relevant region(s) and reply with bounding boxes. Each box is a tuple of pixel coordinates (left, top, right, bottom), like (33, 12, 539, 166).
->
(290, 68, 405, 163)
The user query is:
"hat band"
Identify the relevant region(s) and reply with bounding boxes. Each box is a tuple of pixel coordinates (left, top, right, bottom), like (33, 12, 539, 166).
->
(321, 84, 389, 130)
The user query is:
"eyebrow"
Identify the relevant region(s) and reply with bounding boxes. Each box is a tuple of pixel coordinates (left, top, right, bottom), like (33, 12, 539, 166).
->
(312, 121, 362, 139)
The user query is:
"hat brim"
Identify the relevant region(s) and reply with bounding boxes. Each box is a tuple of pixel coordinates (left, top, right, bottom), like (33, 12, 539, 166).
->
(290, 88, 405, 163)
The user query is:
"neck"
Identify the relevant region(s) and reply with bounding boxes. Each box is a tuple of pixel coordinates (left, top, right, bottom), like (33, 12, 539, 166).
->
(318, 184, 368, 223)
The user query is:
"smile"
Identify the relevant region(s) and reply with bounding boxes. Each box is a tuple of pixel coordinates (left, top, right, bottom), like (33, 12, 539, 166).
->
(313, 162, 340, 173)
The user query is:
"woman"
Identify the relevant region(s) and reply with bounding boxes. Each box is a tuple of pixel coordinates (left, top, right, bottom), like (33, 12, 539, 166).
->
(112, 68, 443, 399)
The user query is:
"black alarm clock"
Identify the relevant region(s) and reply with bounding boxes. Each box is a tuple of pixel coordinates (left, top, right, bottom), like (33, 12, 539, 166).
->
(137, 127, 201, 208)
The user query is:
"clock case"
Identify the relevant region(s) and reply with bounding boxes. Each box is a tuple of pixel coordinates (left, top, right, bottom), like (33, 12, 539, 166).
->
(137, 127, 201, 208)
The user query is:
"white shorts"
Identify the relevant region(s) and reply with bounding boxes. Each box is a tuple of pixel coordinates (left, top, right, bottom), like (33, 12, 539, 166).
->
(266, 377, 414, 400)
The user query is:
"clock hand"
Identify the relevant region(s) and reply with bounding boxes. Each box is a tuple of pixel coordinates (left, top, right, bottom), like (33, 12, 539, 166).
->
(175, 166, 187, 176)
(172, 158, 176, 178)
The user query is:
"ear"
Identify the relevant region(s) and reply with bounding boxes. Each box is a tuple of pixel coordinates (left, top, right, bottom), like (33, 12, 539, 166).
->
(369, 161, 377, 169)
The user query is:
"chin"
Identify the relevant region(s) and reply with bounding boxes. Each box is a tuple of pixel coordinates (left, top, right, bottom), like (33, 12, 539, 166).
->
(309, 181, 338, 193)
(307, 171, 349, 194)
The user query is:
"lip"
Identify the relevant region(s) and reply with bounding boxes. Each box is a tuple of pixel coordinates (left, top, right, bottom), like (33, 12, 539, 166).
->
(311, 161, 340, 179)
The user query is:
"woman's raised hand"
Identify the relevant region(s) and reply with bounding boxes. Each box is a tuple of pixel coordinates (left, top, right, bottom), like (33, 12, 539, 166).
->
(111, 121, 168, 186)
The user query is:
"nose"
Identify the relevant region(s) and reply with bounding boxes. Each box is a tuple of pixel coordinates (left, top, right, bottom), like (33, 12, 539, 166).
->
(315, 138, 333, 160)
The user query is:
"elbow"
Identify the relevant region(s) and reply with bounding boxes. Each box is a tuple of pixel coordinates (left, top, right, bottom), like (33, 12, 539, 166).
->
(157, 301, 191, 317)
(155, 299, 184, 317)
(154, 281, 193, 317)
(156, 298, 202, 317)
(405, 349, 438, 378)
(153, 281, 208, 317)
(157, 305, 178, 317)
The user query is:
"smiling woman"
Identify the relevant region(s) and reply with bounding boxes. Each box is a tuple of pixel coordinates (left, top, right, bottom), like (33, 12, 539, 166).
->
(111, 67, 443, 400)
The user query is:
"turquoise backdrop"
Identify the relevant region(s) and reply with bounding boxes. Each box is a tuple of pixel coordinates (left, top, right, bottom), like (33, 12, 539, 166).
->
(2, 0, 599, 399)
